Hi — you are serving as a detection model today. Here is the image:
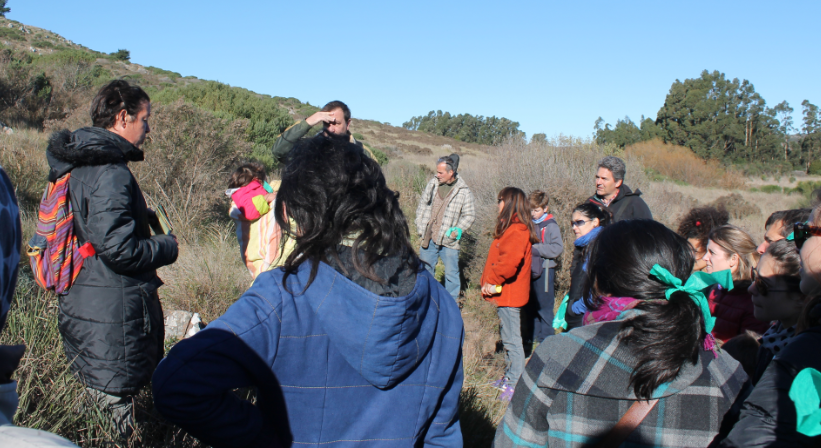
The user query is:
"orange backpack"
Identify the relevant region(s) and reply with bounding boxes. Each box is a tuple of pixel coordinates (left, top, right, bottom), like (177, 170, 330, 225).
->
(27, 173, 95, 294)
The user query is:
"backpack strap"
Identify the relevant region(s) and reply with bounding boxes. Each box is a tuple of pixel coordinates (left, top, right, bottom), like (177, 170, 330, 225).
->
(612, 195, 634, 222)
(594, 399, 659, 448)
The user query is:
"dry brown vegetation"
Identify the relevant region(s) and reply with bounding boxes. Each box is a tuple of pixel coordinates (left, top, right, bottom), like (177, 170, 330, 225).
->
(626, 138, 747, 190)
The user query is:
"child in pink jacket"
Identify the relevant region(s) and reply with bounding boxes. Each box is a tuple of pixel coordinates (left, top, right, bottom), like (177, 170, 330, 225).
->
(226, 163, 291, 279)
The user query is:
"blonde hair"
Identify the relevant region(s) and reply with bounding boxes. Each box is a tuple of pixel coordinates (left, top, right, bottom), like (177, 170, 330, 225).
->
(708, 225, 759, 282)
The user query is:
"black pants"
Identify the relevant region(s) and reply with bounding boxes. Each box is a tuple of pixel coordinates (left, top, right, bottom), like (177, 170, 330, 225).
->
(527, 268, 555, 343)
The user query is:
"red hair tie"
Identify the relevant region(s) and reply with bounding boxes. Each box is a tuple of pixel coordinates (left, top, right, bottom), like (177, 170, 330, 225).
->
(695, 221, 701, 226)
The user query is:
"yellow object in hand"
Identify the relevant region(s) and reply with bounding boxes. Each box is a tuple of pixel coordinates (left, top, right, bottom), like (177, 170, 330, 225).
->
(495, 285, 502, 293)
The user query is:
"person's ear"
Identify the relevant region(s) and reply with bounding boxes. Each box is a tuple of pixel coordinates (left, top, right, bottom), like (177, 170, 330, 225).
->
(729, 253, 739, 269)
(614, 178, 623, 188)
(592, 218, 600, 227)
(114, 109, 129, 129)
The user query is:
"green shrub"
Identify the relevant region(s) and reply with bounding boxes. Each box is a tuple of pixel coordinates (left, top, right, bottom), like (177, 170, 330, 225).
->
(36, 48, 96, 65)
(31, 39, 56, 49)
(0, 26, 24, 41)
(370, 146, 389, 166)
(809, 160, 821, 176)
(146, 65, 182, 79)
(108, 49, 129, 61)
(790, 176, 797, 183)
(759, 185, 783, 194)
(153, 81, 294, 148)
(352, 132, 365, 141)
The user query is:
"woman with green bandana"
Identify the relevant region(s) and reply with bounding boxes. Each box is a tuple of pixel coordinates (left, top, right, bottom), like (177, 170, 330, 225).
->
(494, 220, 747, 448)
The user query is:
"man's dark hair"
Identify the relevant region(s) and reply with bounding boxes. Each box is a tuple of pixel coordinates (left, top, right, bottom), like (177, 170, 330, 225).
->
(90, 80, 150, 129)
(321, 100, 351, 122)
(583, 220, 705, 400)
(274, 135, 419, 290)
(766, 209, 812, 237)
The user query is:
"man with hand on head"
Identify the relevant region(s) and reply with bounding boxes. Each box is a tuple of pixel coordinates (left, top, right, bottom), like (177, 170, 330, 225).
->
(271, 100, 374, 161)
(757, 208, 811, 254)
(589, 155, 652, 221)
(416, 154, 476, 300)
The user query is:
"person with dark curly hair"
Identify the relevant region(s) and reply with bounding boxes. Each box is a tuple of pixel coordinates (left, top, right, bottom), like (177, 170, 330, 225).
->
(677, 206, 730, 272)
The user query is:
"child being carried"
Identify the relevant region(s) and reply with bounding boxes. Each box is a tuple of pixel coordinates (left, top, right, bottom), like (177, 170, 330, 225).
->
(226, 162, 293, 279)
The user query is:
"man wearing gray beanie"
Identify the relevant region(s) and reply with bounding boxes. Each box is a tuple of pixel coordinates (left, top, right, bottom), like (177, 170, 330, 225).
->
(415, 154, 476, 300)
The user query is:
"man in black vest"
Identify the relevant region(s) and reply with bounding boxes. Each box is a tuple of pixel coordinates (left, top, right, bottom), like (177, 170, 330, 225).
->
(588, 156, 652, 221)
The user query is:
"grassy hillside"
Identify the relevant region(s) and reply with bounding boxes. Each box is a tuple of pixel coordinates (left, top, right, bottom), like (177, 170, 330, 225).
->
(0, 16, 489, 166)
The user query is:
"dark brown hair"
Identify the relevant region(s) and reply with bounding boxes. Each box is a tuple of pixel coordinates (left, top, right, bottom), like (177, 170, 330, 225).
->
(228, 162, 267, 189)
(90, 79, 150, 129)
(677, 206, 730, 256)
(321, 100, 351, 122)
(495, 187, 539, 243)
(584, 220, 702, 400)
(274, 135, 419, 290)
(528, 190, 549, 209)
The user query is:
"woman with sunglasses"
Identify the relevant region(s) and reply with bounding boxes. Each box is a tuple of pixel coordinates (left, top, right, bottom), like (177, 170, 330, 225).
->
(703, 225, 771, 342)
(747, 239, 809, 383)
(563, 201, 612, 330)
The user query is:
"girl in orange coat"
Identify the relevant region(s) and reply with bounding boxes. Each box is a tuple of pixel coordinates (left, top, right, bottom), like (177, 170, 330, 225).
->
(482, 187, 540, 401)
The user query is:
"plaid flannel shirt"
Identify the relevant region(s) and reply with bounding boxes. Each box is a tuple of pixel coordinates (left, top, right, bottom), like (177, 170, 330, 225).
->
(415, 176, 475, 250)
(494, 319, 747, 448)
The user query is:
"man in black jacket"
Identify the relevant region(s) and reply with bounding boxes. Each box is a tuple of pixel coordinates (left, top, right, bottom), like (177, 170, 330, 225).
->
(46, 80, 178, 437)
(588, 155, 652, 221)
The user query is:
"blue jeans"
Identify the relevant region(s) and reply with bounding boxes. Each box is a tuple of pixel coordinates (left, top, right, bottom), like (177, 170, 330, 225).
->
(528, 268, 555, 342)
(419, 242, 461, 299)
(497, 306, 525, 386)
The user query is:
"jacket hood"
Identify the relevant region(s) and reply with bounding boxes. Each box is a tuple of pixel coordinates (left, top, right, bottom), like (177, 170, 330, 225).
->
(613, 184, 642, 201)
(285, 261, 439, 389)
(46, 127, 144, 181)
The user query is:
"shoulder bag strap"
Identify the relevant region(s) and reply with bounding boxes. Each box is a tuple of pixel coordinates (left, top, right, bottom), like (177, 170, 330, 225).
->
(594, 399, 659, 448)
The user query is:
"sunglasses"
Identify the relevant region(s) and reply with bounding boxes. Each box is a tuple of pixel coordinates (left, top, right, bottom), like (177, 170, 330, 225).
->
(793, 222, 821, 249)
(750, 266, 800, 296)
(571, 219, 590, 228)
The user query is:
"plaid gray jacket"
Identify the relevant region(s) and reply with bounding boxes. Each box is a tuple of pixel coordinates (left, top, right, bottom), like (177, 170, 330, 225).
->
(494, 319, 747, 448)
(415, 176, 475, 250)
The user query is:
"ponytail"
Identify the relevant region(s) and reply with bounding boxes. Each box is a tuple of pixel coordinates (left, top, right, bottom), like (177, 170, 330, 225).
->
(621, 290, 704, 400)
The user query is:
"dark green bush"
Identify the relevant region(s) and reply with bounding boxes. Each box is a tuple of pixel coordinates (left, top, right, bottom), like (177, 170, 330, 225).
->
(153, 81, 294, 149)
(352, 132, 365, 141)
(370, 146, 389, 166)
(31, 39, 56, 49)
(108, 49, 129, 61)
(759, 185, 783, 194)
(146, 66, 181, 79)
(0, 26, 24, 41)
(809, 160, 821, 176)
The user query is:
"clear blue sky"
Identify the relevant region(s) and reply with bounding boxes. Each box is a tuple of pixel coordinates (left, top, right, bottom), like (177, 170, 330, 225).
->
(9, 1, 820, 139)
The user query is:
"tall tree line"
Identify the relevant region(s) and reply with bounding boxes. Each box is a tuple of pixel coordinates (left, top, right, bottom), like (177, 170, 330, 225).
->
(403, 110, 524, 146)
(595, 70, 819, 171)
